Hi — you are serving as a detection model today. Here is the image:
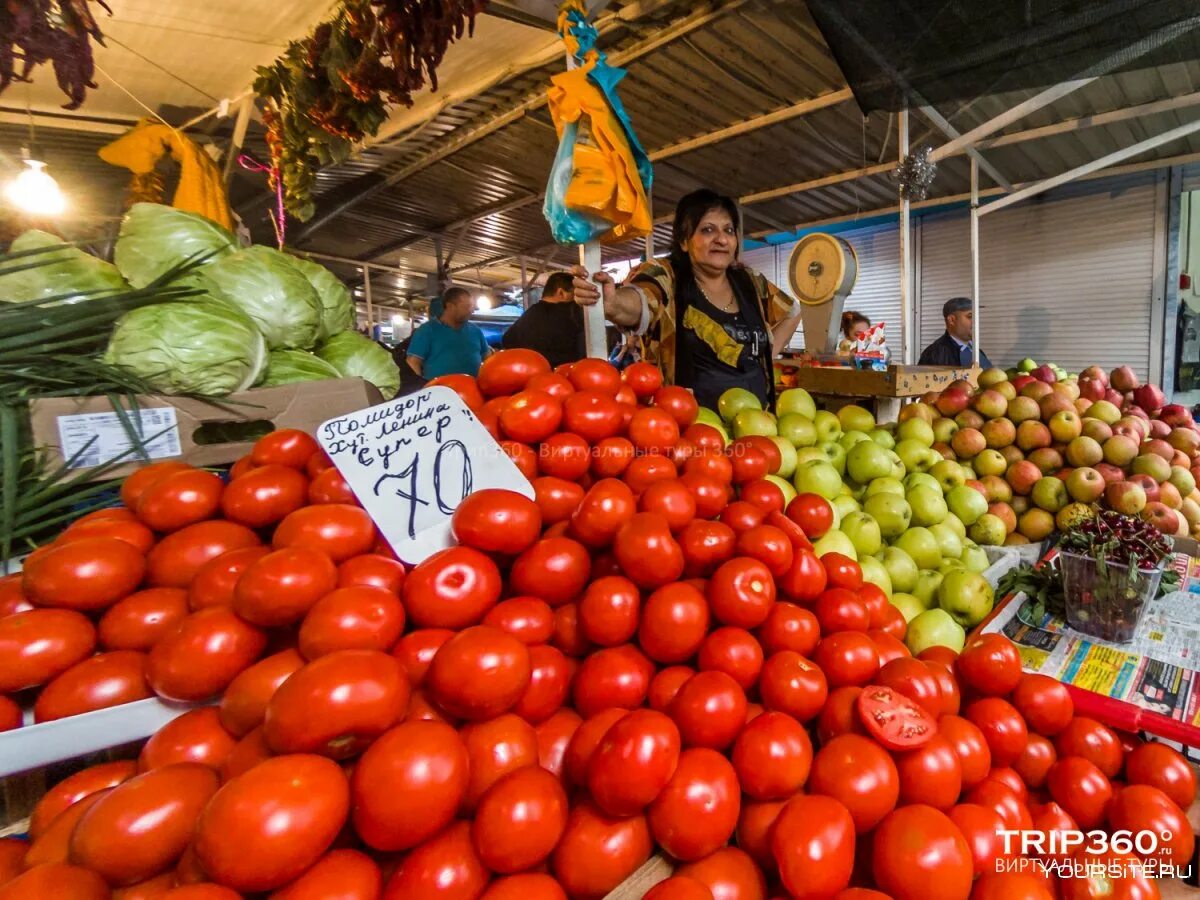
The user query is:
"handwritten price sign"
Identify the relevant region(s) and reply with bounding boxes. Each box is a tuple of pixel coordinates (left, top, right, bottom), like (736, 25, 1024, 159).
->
(316, 387, 534, 563)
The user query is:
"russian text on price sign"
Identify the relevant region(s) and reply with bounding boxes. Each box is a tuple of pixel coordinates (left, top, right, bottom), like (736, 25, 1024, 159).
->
(317, 386, 534, 563)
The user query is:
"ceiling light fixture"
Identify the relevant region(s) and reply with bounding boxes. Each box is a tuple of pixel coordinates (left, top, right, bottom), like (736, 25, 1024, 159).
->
(4, 149, 66, 216)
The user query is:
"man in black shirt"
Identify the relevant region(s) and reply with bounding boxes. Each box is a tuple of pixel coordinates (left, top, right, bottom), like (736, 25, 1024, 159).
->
(501, 272, 587, 367)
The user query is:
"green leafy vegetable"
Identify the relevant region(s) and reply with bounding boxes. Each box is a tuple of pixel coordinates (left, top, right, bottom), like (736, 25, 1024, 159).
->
(202, 246, 323, 350)
(316, 331, 399, 399)
(114, 203, 237, 288)
(0, 231, 129, 304)
(260, 349, 341, 386)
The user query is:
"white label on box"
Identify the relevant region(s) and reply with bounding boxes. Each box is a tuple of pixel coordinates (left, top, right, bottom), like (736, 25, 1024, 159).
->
(56, 407, 182, 469)
(316, 387, 534, 564)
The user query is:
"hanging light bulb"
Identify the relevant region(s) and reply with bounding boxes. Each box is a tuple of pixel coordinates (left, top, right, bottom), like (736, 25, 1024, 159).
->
(4, 153, 67, 216)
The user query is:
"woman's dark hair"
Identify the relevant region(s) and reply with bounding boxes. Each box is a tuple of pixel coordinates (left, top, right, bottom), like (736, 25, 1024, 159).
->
(841, 311, 870, 339)
(669, 189, 740, 272)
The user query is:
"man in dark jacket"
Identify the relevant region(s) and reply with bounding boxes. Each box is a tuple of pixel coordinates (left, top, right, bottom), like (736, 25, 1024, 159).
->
(501, 272, 587, 367)
(918, 297, 992, 368)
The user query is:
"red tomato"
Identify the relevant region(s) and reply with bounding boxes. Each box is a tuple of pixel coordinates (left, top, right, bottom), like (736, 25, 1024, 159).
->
(98, 588, 188, 652)
(639, 479, 698, 532)
(644, 877, 712, 900)
(1124, 741, 1197, 810)
(1028, 800, 1078, 864)
(501, 440, 539, 480)
(875, 657, 943, 717)
(509, 537, 592, 606)
(624, 454, 679, 494)
(857, 684, 938, 750)
(572, 645, 653, 717)
(653, 385, 698, 426)
(472, 765, 568, 873)
(822, 553, 862, 591)
(0, 863, 110, 899)
(501, 390, 564, 443)
(428, 626, 532, 721)
(147, 521, 259, 588)
(0, 608, 96, 692)
(233, 547, 338, 628)
(718, 501, 764, 535)
(551, 800, 652, 898)
(779, 548, 828, 603)
(924, 660, 960, 716)
(894, 734, 962, 810)
(71, 763, 220, 886)
(771, 794, 856, 898)
(1058, 848, 1159, 900)
(1014, 734, 1057, 789)
(760, 651, 828, 722)
(551, 603, 590, 657)
(307, 466, 357, 505)
(683, 423, 725, 453)
(564, 709, 629, 787)
(675, 847, 766, 900)
(970, 873, 1054, 900)
(787, 493, 834, 539)
(964, 697, 1029, 766)
(592, 437, 635, 478)
(536, 708, 582, 781)
(736, 799, 785, 870)
(732, 710, 813, 801)
(28, 760, 137, 841)
(578, 576, 640, 647)
(265, 650, 407, 758)
(649, 666, 695, 712)
(648, 747, 740, 862)
(757, 602, 820, 657)
(628, 408, 680, 455)
(459, 713, 539, 812)
(219, 465, 308, 529)
(0, 574, 32, 618)
(478, 349, 551, 396)
(878, 604, 908, 641)
(146, 608, 267, 703)
(670, 671, 747, 751)
(637, 583, 710, 665)
(251, 430, 320, 469)
(871, 805, 974, 900)
(563, 391, 623, 442)
(964, 779, 1032, 831)
(0, 697, 19, 733)
(938, 714, 992, 789)
(1106, 783, 1194, 870)
(298, 585, 405, 659)
(268, 848, 381, 900)
(697, 627, 763, 691)
(708, 557, 775, 629)
(867, 630, 909, 667)
(569, 479, 635, 549)
(336, 554, 405, 594)
(527, 371, 575, 401)
(679, 519, 736, 577)
(588, 709, 681, 816)
(567, 358, 621, 395)
(23, 536, 145, 611)
(1053, 716, 1122, 778)
(854, 583, 889, 628)
(273, 505, 375, 563)
(33, 650, 150, 722)
(392, 628, 454, 686)
(513, 644, 570, 723)
(58, 516, 155, 555)
(817, 686, 867, 745)
(352, 720, 468, 851)
(481, 873, 567, 900)
(25, 787, 108, 869)
(1010, 673, 1073, 736)
(402, 546, 502, 628)
(808, 733, 900, 832)
(219, 649, 306, 737)
(135, 469, 224, 532)
(538, 432, 592, 481)
(483, 597, 555, 646)
(621, 362, 663, 399)
(308, 450, 336, 478)
(0, 840, 28, 884)
(814, 588, 870, 633)
(195, 754, 349, 892)
(686, 450, 734, 485)
(813, 632, 880, 688)
(187, 546, 269, 610)
(956, 633, 1023, 697)
(948, 803, 1010, 878)
(221, 726, 272, 781)
(739, 480, 785, 514)
(729, 447, 768, 485)
(120, 461, 193, 510)
(613, 513, 685, 590)
(734, 525, 793, 577)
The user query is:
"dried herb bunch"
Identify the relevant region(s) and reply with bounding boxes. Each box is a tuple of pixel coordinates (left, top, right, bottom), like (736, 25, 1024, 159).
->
(0, 0, 112, 110)
(254, 0, 489, 221)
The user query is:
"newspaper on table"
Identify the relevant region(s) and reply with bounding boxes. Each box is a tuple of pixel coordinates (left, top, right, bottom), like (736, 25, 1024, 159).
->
(981, 546, 1200, 755)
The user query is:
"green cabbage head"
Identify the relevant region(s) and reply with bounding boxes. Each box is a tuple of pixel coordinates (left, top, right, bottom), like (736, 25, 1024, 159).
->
(201, 246, 322, 350)
(317, 331, 400, 399)
(283, 254, 354, 340)
(260, 349, 341, 386)
(104, 300, 267, 396)
(1, 230, 129, 303)
(114, 203, 236, 287)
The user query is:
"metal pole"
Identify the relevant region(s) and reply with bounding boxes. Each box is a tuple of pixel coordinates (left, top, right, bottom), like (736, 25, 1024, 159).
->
(899, 109, 914, 365)
(222, 96, 254, 186)
(970, 157, 980, 368)
(520, 256, 530, 309)
(361, 266, 375, 334)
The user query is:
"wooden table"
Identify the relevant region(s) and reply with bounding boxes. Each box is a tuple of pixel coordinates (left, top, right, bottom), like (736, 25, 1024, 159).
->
(776, 363, 981, 422)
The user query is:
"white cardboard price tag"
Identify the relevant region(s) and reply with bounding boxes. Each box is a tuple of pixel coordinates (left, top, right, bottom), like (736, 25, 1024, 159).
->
(316, 387, 534, 564)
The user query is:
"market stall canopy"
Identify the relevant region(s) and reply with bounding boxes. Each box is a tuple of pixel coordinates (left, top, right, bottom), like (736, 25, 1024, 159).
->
(804, 0, 1200, 115)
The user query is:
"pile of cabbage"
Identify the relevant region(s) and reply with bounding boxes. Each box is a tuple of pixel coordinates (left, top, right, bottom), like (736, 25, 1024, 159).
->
(1, 204, 399, 398)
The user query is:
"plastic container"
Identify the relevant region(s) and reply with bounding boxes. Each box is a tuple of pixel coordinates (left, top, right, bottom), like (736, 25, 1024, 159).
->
(1061, 550, 1165, 644)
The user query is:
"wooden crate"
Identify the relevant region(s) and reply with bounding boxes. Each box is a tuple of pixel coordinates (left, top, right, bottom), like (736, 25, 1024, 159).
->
(783, 364, 980, 399)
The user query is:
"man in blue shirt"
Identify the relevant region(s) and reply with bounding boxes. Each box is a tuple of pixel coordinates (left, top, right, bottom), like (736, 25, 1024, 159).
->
(918, 297, 992, 368)
(407, 286, 492, 378)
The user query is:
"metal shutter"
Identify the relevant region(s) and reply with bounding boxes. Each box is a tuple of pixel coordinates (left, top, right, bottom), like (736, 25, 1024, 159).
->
(917, 178, 1160, 379)
(1184, 163, 1200, 192)
(740, 245, 778, 287)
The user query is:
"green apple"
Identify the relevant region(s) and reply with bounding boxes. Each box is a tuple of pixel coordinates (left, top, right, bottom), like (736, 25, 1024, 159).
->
(813, 529, 857, 560)
(1171, 466, 1197, 497)
(946, 485, 988, 525)
(838, 404, 876, 434)
(938, 569, 994, 627)
(696, 407, 723, 429)
(932, 417, 960, 445)
(907, 485, 949, 526)
(968, 513, 1007, 546)
(770, 437, 799, 479)
(813, 410, 842, 442)
(928, 522, 965, 560)
(793, 460, 843, 500)
(894, 527, 942, 570)
(859, 556, 893, 597)
(940, 514, 967, 538)
(863, 493, 912, 539)
(911, 569, 945, 608)
(733, 409, 778, 438)
(973, 449, 1008, 478)
(961, 543, 991, 573)
(831, 494, 861, 523)
(931, 460, 967, 493)
(904, 472, 940, 493)
(776, 388, 817, 420)
(841, 511, 883, 556)
(840, 430, 873, 452)
(897, 417, 935, 447)
(818, 441, 847, 476)
(864, 477, 905, 498)
(719, 387, 761, 423)
(795, 447, 827, 467)
(778, 414, 818, 448)
(847, 441, 894, 484)
(879, 546, 919, 593)
(937, 558, 966, 576)
(766, 474, 797, 505)
(1031, 476, 1068, 513)
(895, 439, 936, 474)
(869, 428, 896, 450)
(886, 450, 906, 481)
(890, 593, 928, 623)
(906, 609, 966, 655)
(1018, 358, 1037, 373)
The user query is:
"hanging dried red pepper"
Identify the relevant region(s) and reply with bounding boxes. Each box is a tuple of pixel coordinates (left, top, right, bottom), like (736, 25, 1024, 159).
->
(0, 0, 111, 110)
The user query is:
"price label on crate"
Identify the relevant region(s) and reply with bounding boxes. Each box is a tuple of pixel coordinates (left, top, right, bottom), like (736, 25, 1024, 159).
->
(317, 387, 534, 564)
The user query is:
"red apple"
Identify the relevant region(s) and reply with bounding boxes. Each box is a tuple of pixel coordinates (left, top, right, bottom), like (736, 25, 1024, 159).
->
(1078, 378, 1106, 402)
(1011, 375, 1036, 392)
(1031, 365, 1058, 384)
(1145, 439, 1175, 462)
(1006, 460, 1042, 496)
(1132, 384, 1165, 414)
(1149, 418, 1172, 439)
(966, 479, 987, 497)
(1168, 427, 1200, 456)
(1173, 450, 1193, 469)
(1095, 463, 1126, 484)
(1159, 481, 1183, 510)
(1110, 366, 1139, 393)
(1104, 388, 1125, 405)
(1160, 404, 1195, 428)
(1105, 481, 1147, 515)
(1038, 392, 1074, 420)
(1142, 502, 1180, 535)
(1080, 366, 1108, 387)
(935, 388, 970, 417)
(1128, 473, 1161, 504)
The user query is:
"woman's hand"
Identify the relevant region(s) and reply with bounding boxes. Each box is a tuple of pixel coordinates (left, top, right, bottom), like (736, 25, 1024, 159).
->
(571, 265, 615, 307)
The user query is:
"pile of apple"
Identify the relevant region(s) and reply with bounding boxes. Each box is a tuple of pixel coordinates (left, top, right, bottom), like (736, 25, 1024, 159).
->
(693, 388, 999, 655)
(921, 364, 1200, 544)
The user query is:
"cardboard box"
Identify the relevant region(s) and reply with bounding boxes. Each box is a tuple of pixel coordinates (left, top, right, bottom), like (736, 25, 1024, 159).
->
(781, 364, 980, 398)
(29, 378, 383, 481)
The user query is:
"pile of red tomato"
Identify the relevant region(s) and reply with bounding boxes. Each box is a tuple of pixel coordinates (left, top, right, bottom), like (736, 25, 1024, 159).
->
(0, 348, 1195, 900)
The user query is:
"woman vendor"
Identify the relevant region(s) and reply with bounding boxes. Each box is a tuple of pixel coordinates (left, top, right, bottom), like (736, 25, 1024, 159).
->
(571, 189, 802, 411)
